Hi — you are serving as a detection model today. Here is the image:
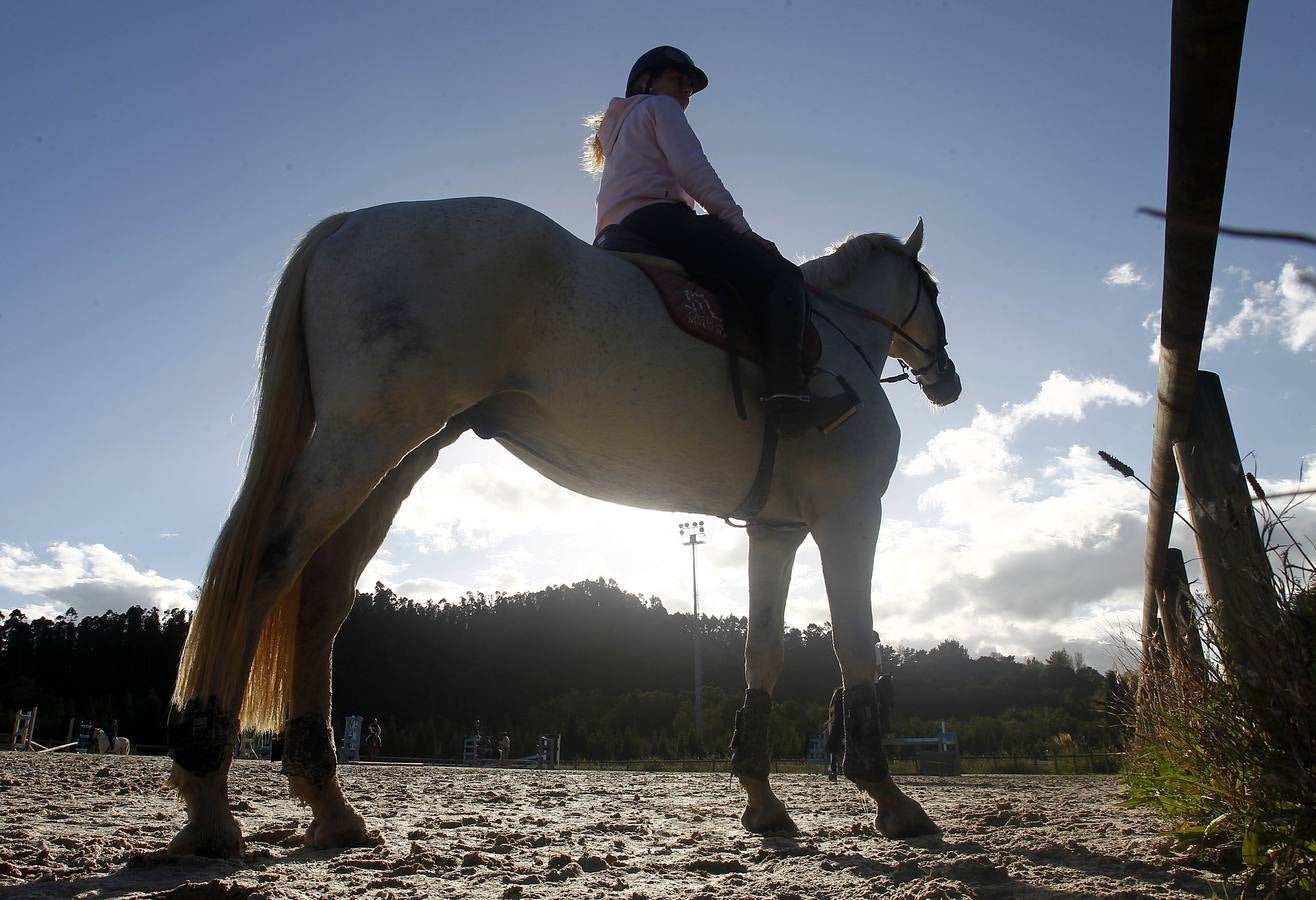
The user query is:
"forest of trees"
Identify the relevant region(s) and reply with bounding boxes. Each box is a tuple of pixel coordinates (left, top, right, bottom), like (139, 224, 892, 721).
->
(0, 578, 1125, 760)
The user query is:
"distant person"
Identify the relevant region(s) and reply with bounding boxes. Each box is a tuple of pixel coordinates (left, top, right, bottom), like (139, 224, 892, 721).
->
(824, 687, 843, 782)
(364, 717, 382, 761)
(499, 732, 511, 761)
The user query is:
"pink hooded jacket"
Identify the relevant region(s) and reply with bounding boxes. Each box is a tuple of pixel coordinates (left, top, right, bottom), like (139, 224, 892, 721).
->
(594, 94, 751, 237)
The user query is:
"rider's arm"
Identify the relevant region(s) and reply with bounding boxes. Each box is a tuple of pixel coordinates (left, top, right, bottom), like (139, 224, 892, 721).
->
(647, 95, 752, 235)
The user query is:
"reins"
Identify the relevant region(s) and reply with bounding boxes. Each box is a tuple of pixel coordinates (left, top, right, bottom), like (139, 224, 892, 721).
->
(805, 283, 930, 355)
(805, 271, 947, 386)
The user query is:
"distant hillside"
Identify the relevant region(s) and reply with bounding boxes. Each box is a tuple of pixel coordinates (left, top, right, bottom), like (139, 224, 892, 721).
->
(1, 579, 1123, 758)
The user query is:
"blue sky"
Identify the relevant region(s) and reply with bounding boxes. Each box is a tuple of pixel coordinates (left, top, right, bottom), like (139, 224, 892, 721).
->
(2, 2, 1313, 673)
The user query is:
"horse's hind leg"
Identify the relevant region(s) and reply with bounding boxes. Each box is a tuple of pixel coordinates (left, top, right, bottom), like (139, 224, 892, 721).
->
(169, 425, 429, 857)
(733, 523, 808, 834)
(282, 426, 462, 849)
(811, 501, 939, 839)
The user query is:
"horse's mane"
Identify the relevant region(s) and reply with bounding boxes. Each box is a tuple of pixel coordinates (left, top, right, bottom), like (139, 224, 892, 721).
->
(801, 233, 933, 289)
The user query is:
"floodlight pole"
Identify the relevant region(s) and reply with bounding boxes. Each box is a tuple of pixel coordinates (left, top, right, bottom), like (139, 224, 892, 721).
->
(678, 521, 706, 745)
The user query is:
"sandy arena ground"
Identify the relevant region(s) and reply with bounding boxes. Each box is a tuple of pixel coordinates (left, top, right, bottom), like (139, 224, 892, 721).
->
(0, 753, 1224, 899)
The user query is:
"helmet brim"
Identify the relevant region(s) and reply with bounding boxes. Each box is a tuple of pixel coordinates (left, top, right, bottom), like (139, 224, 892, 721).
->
(625, 46, 710, 97)
(625, 63, 708, 97)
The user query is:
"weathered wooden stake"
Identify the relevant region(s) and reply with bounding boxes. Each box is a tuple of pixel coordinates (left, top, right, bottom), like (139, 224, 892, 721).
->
(1173, 370, 1281, 689)
(1157, 547, 1207, 675)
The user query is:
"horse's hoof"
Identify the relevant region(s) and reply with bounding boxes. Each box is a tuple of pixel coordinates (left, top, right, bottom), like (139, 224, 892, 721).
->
(875, 797, 940, 839)
(305, 813, 381, 850)
(741, 802, 799, 835)
(167, 817, 244, 858)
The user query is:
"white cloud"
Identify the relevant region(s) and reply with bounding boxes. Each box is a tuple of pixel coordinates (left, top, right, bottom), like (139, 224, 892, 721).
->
(0, 542, 196, 620)
(1278, 263, 1316, 351)
(879, 374, 1153, 670)
(1224, 265, 1251, 284)
(1104, 262, 1146, 287)
(384, 454, 756, 620)
(1147, 261, 1316, 358)
(391, 461, 621, 553)
(904, 371, 1149, 477)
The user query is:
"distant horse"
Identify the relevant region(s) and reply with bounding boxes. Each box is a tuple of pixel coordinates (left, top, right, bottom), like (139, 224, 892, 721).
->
(92, 728, 129, 755)
(165, 197, 961, 856)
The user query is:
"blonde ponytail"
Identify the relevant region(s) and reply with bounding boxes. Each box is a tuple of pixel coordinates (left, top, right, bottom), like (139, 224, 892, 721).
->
(581, 111, 606, 176)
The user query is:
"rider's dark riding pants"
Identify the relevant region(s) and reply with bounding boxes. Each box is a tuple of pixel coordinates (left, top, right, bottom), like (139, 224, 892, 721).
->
(618, 202, 804, 352)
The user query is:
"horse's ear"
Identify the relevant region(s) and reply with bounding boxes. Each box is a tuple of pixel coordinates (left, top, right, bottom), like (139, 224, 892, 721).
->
(904, 217, 924, 257)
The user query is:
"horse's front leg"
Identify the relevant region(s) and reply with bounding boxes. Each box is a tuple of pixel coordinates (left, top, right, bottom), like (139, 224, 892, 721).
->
(284, 429, 456, 848)
(732, 523, 808, 833)
(812, 502, 939, 839)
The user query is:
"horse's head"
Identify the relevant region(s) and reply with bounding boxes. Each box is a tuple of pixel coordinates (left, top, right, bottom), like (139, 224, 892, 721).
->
(803, 220, 962, 407)
(885, 220, 961, 407)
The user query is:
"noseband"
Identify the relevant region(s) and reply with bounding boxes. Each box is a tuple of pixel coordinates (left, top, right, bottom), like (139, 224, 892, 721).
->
(806, 260, 953, 387)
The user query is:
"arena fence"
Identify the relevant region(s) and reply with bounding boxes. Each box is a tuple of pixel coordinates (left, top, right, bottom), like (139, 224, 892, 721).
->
(28, 746, 1124, 775)
(558, 753, 1124, 776)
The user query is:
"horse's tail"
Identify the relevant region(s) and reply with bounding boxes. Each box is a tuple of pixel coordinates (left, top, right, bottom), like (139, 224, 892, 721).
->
(171, 211, 352, 735)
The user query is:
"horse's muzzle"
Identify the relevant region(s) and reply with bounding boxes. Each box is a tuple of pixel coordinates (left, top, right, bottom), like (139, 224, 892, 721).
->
(921, 364, 962, 407)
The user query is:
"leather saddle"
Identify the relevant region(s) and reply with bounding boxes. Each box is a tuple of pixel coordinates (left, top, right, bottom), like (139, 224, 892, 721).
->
(594, 224, 822, 372)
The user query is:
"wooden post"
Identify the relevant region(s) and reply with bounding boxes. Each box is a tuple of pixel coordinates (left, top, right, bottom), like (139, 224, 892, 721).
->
(1158, 547, 1207, 674)
(1140, 0, 1250, 673)
(1173, 370, 1281, 689)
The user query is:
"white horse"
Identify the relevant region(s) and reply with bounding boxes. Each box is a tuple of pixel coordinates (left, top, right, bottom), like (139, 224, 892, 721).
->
(166, 197, 961, 856)
(92, 727, 129, 755)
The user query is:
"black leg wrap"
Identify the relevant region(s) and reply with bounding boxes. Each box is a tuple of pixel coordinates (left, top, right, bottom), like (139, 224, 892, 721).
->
(168, 697, 237, 776)
(842, 683, 890, 783)
(281, 716, 338, 788)
(728, 688, 772, 780)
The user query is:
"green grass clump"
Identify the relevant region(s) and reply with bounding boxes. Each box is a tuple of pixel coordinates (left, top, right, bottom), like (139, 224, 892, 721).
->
(1123, 571, 1315, 896)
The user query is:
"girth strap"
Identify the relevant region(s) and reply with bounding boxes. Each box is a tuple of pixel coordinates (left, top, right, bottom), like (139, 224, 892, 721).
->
(725, 418, 778, 520)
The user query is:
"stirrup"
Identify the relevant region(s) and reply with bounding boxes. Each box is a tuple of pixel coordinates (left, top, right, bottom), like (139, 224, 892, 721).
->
(811, 370, 862, 434)
(759, 390, 811, 403)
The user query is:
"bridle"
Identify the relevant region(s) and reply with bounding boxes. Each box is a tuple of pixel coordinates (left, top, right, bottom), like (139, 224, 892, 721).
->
(805, 259, 954, 386)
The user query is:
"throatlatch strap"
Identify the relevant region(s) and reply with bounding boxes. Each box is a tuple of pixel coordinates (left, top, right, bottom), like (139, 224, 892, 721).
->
(842, 683, 890, 783)
(729, 688, 772, 780)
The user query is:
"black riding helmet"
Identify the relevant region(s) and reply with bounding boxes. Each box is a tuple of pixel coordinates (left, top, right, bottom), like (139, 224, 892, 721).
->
(625, 46, 709, 97)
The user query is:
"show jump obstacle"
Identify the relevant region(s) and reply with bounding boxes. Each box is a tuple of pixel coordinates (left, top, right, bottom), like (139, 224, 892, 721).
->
(9, 708, 76, 753)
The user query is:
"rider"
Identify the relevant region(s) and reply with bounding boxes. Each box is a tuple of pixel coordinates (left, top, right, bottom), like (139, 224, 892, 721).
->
(584, 46, 813, 432)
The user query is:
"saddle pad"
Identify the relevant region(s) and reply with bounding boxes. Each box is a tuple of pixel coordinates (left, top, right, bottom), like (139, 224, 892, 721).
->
(634, 264, 822, 369)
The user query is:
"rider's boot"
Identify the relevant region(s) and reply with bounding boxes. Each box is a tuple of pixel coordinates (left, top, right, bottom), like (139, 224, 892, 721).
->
(760, 281, 861, 435)
(760, 281, 813, 434)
